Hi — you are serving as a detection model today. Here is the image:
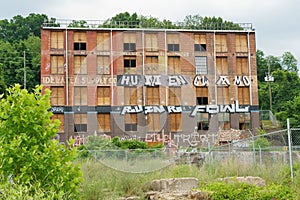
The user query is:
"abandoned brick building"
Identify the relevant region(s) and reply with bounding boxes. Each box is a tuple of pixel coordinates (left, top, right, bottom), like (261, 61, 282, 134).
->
(41, 20, 259, 145)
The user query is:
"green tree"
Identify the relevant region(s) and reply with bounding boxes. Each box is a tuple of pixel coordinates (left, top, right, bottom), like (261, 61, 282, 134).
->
(0, 85, 82, 199)
(281, 51, 298, 72)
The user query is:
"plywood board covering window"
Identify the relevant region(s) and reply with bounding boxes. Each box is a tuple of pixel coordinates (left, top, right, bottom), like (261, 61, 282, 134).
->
(97, 86, 110, 105)
(51, 86, 65, 106)
(215, 34, 227, 52)
(145, 56, 158, 74)
(124, 56, 136, 74)
(194, 34, 206, 51)
(97, 32, 110, 51)
(216, 57, 228, 75)
(239, 113, 251, 130)
(74, 32, 86, 50)
(167, 34, 180, 51)
(50, 31, 64, 49)
(145, 33, 158, 51)
(51, 56, 64, 74)
(168, 87, 181, 105)
(125, 113, 137, 131)
(97, 56, 110, 74)
(170, 113, 182, 132)
(238, 87, 250, 105)
(147, 114, 160, 132)
(168, 56, 180, 74)
(74, 56, 87, 74)
(124, 87, 142, 105)
(236, 57, 249, 75)
(52, 114, 64, 132)
(98, 113, 111, 132)
(236, 34, 248, 52)
(146, 86, 160, 105)
(124, 33, 136, 52)
(196, 87, 208, 105)
(74, 113, 87, 132)
(217, 87, 229, 105)
(74, 87, 87, 105)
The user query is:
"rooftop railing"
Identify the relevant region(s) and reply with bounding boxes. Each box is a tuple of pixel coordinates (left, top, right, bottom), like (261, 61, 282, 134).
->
(42, 19, 254, 31)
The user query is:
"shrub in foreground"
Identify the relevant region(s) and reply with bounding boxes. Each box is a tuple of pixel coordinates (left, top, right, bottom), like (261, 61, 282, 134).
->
(0, 85, 82, 199)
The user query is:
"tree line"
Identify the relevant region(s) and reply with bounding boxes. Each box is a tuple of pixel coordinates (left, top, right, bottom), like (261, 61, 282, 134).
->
(0, 12, 299, 127)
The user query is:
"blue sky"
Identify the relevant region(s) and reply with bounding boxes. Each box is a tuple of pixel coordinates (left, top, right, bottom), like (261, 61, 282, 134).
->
(1, 0, 299, 68)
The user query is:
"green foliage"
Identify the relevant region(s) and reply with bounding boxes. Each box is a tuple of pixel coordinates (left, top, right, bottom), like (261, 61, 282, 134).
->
(253, 137, 271, 148)
(203, 181, 294, 200)
(0, 84, 82, 199)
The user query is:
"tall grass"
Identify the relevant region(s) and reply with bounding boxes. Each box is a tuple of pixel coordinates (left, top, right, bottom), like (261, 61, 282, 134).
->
(78, 157, 300, 200)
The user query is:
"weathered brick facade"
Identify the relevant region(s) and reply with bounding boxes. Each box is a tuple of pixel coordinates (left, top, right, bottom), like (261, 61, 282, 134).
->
(41, 23, 259, 146)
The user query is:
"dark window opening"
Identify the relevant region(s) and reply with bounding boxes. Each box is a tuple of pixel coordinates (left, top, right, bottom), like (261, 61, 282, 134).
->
(197, 97, 208, 105)
(74, 124, 87, 132)
(74, 42, 86, 50)
(125, 124, 137, 131)
(124, 59, 136, 68)
(168, 44, 180, 51)
(194, 44, 206, 51)
(198, 122, 209, 130)
(124, 43, 136, 52)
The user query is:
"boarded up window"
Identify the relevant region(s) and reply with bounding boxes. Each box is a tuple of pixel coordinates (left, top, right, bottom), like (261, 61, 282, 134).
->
(147, 114, 160, 132)
(97, 86, 110, 105)
(125, 114, 137, 131)
(97, 32, 110, 51)
(74, 32, 86, 50)
(239, 113, 251, 130)
(74, 56, 87, 74)
(238, 86, 250, 105)
(236, 34, 248, 52)
(218, 113, 230, 130)
(168, 56, 180, 74)
(168, 87, 181, 105)
(51, 56, 64, 74)
(196, 87, 208, 105)
(146, 86, 160, 105)
(52, 114, 64, 132)
(51, 86, 65, 105)
(74, 87, 87, 105)
(74, 113, 87, 132)
(236, 57, 249, 75)
(167, 34, 180, 51)
(145, 56, 158, 74)
(124, 33, 136, 51)
(194, 34, 206, 51)
(51, 31, 64, 49)
(215, 34, 227, 52)
(217, 87, 229, 105)
(124, 87, 142, 105)
(216, 57, 228, 75)
(170, 113, 182, 132)
(197, 113, 209, 130)
(195, 56, 207, 74)
(145, 33, 158, 51)
(97, 56, 110, 74)
(124, 56, 136, 74)
(98, 113, 111, 132)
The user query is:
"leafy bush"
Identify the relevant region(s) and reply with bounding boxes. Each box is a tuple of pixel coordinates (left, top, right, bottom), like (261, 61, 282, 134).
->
(203, 181, 293, 200)
(0, 85, 82, 199)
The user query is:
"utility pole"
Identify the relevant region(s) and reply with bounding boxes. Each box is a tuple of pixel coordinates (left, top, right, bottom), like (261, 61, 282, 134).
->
(23, 51, 26, 89)
(264, 59, 274, 111)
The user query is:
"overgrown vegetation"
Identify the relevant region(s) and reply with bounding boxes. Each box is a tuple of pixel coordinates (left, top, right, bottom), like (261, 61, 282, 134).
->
(0, 85, 82, 199)
(78, 158, 300, 200)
